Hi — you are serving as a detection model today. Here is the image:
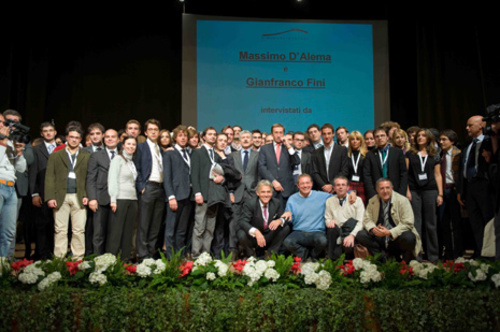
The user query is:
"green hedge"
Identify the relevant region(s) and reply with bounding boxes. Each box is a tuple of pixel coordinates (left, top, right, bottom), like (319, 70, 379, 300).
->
(1, 286, 499, 331)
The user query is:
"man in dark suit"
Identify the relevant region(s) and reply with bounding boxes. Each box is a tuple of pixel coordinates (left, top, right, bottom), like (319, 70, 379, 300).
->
(458, 115, 494, 257)
(45, 126, 90, 260)
(222, 125, 238, 155)
(303, 124, 323, 154)
(86, 129, 119, 255)
(363, 127, 408, 199)
(229, 130, 260, 257)
(83, 123, 105, 154)
(190, 126, 224, 257)
(163, 125, 192, 258)
(258, 123, 299, 206)
(311, 123, 349, 192)
(29, 121, 57, 260)
(134, 119, 165, 261)
(237, 180, 290, 257)
(292, 131, 312, 185)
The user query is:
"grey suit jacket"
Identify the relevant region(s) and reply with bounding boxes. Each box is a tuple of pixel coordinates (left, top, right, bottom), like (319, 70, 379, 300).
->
(163, 148, 191, 202)
(86, 149, 112, 206)
(231, 149, 259, 203)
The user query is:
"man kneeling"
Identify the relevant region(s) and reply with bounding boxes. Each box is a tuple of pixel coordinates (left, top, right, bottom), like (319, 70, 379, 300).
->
(237, 180, 290, 258)
(356, 178, 421, 262)
(325, 176, 365, 260)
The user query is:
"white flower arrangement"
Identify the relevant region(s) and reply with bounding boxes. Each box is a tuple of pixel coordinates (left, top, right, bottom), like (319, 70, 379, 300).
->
(38, 272, 61, 291)
(78, 261, 91, 271)
(214, 260, 229, 277)
(409, 260, 437, 280)
(18, 262, 45, 285)
(89, 272, 107, 286)
(491, 274, 500, 288)
(135, 259, 166, 277)
(242, 259, 280, 286)
(136, 264, 152, 278)
(315, 270, 332, 290)
(206, 272, 216, 281)
(94, 254, 117, 273)
(193, 252, 213, 271)
(264, 268, 280, 282)
(468, 269, 487, 282)
(351, 258, 381, 284)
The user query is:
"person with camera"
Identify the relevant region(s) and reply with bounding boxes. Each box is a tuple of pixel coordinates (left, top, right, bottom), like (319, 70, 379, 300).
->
(0, 112, 27, 258)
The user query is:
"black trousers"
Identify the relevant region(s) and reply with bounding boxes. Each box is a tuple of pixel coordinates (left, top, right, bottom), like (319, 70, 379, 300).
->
(438, 187, 464, 259)
(237, 224, 290, 257)
(164, 198, 193, 258)
(93, 204, 113, 255)
(34, 202, 54, 260)
(326, 226, 354, 260)
(465, 179, 494, 257)
(106, 199, 137, 262)
(136, 182, 165, 260)
(356, 229, 416, 262)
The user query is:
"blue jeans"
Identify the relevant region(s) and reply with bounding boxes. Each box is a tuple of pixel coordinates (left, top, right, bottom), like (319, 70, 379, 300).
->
(0, 183, 18, 257)
(284, 231, 327, 259)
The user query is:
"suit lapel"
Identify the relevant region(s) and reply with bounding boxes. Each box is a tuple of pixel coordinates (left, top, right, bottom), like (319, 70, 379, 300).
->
(234, 152, 243, 173)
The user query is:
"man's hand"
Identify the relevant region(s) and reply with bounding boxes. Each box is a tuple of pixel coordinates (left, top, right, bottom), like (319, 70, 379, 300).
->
(230, 193, 235, 204)
(269, 219, 282, 230)
(457, 193, 465, 206)
(0, 125, 10, 143)
(213, 173, 224, 184)
(47, 199, 57, 209)
(348, 191, 357, 204)
(88, 199, 98, 212)
(82, 197, 88, 206)
(110, 202, 117, 213)
(343, 234, 355, 247)
(13, 142, 25, 156)
(195, 195, 204, 205)
(282, 139, 292, 150)
(272, 180, 284, 192)
(32, 196, 43, 208)
(482, 149, 492, 163)
(372, 225, 391, 237)
(255, 230, 266, 248)
(169, 198, 178, 211)
(281, 211, 292, 221)
(327, 219, 338, 228)
(322, 184, 333, 193)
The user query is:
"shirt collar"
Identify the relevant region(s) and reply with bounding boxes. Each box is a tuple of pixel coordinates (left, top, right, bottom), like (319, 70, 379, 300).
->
(299, 190, 313, 198)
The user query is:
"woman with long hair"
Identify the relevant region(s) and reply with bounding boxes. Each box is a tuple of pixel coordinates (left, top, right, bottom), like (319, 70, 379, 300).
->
(347, 131, 368, 204)
(364, 130, 376, 151)
(107, 136, 139, 261)
(187, 128, 200, 151)
(159, 129, 172, 152)
(392, 129, 411, 154)
(405, 128, 443, 263)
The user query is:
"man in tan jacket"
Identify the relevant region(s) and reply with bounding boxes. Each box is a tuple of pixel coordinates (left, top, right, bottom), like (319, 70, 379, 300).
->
(45, 126, 90, 260)
(356, 177, 421, 262)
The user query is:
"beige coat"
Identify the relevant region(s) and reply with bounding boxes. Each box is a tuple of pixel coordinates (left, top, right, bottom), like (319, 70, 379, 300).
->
(363, 191, 422, 257)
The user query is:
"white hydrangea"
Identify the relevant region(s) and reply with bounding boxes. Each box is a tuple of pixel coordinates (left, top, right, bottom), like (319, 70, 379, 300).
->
(136, 264, 152, 278)
(264, 268, 280, 282)
(300, 262, 320, 276)
(255, 260, 268, 274)
(468, 269, 487, 282)
(89, 272, 107, 286)
(491, 274, 500, 288)
(352, 258, 367, 270)
(455, 257, 479, 266)
(19, 271, 41, 284)
(315, 270, 332, 290)
(480, 263, 490, 274)
(153, 260, 166, 274)
(304, 272, 318, 285)
(266, 260, 276, 268)
(206, 272, 216, 281)
(37, 272, 61, 291)
(214, 260, 229, 277)
(78, 261, 91, 271)
(193, 252, 212, 268)
(24, 263, 45, 277)
(242, 262, 263, 286)
(416, 263, 438, 280)
(141, 258, 156, 267)
(94, 253, 117, 272)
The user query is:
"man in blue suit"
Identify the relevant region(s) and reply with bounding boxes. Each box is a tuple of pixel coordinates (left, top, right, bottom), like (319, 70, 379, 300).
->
(163, 125, 192, 258)
(134, 119, 165, 261)
(258, 123, 299, 206)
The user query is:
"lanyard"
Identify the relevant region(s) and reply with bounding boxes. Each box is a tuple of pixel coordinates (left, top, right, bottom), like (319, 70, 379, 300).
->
(66, 149, 79, 170)
(352, 152, 361, 174)
(418, 152, 428, 173)
(378, 149, 389, 168)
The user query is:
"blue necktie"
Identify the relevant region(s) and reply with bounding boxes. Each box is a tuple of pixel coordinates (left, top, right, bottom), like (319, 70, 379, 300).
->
(243, 150, 249, 172)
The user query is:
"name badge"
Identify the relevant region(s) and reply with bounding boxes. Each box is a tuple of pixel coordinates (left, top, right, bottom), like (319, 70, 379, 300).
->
(418, 173, 428, 181)
(68, 172, 76, 179)
(351, 175, 360, 182)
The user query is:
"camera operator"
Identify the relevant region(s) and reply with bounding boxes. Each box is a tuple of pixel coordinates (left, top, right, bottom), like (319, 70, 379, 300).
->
(0, 112, 27, 258)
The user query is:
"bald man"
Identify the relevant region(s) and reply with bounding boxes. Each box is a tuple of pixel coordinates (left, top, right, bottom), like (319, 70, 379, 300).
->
(86, 129, 119, 255)
(458, 115, 494, 258)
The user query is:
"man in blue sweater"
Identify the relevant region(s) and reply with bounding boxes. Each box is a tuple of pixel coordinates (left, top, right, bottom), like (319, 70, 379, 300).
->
(283, 174, 332, 259)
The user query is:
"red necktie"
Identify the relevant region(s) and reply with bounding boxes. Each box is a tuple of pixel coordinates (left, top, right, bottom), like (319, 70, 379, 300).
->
(263, 205, 268, 230)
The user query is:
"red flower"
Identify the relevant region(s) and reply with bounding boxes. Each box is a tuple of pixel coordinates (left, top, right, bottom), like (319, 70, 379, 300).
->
(291, 257, 302, 275)
(443, 260, 466, 273)
(178, 261, 193, 277)
(66, 260, 82, 275)
(294, 256, 302, 263)
(232, 259, 248, 272)
(399, 261, 414, 276)
(11, 258, 33, 271)
(124, 263, 137, 274)
(337, 260, 355, 276)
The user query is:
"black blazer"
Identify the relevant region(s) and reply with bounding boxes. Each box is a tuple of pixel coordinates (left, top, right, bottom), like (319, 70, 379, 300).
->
(311, 144, 348, 189)
(29, 143, 51, 199)
(258, 143, 300, 198)
(239, 196, 284, 233)
(299, 150, 312, 176)
(86, 149, 112, 206)
(163, 148, 191, 202)
(191, 145, 222, 202)
(363, 147, 408, 199)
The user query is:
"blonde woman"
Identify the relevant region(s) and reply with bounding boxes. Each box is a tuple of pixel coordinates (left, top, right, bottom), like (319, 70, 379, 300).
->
(347, 131, 368, 204)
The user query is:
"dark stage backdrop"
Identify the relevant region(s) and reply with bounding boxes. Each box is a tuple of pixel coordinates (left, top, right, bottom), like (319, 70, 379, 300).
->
(1, 2, 498, 144)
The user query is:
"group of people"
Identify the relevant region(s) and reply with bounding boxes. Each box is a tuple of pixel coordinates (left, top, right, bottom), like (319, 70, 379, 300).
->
(1, 110, 499, 264)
